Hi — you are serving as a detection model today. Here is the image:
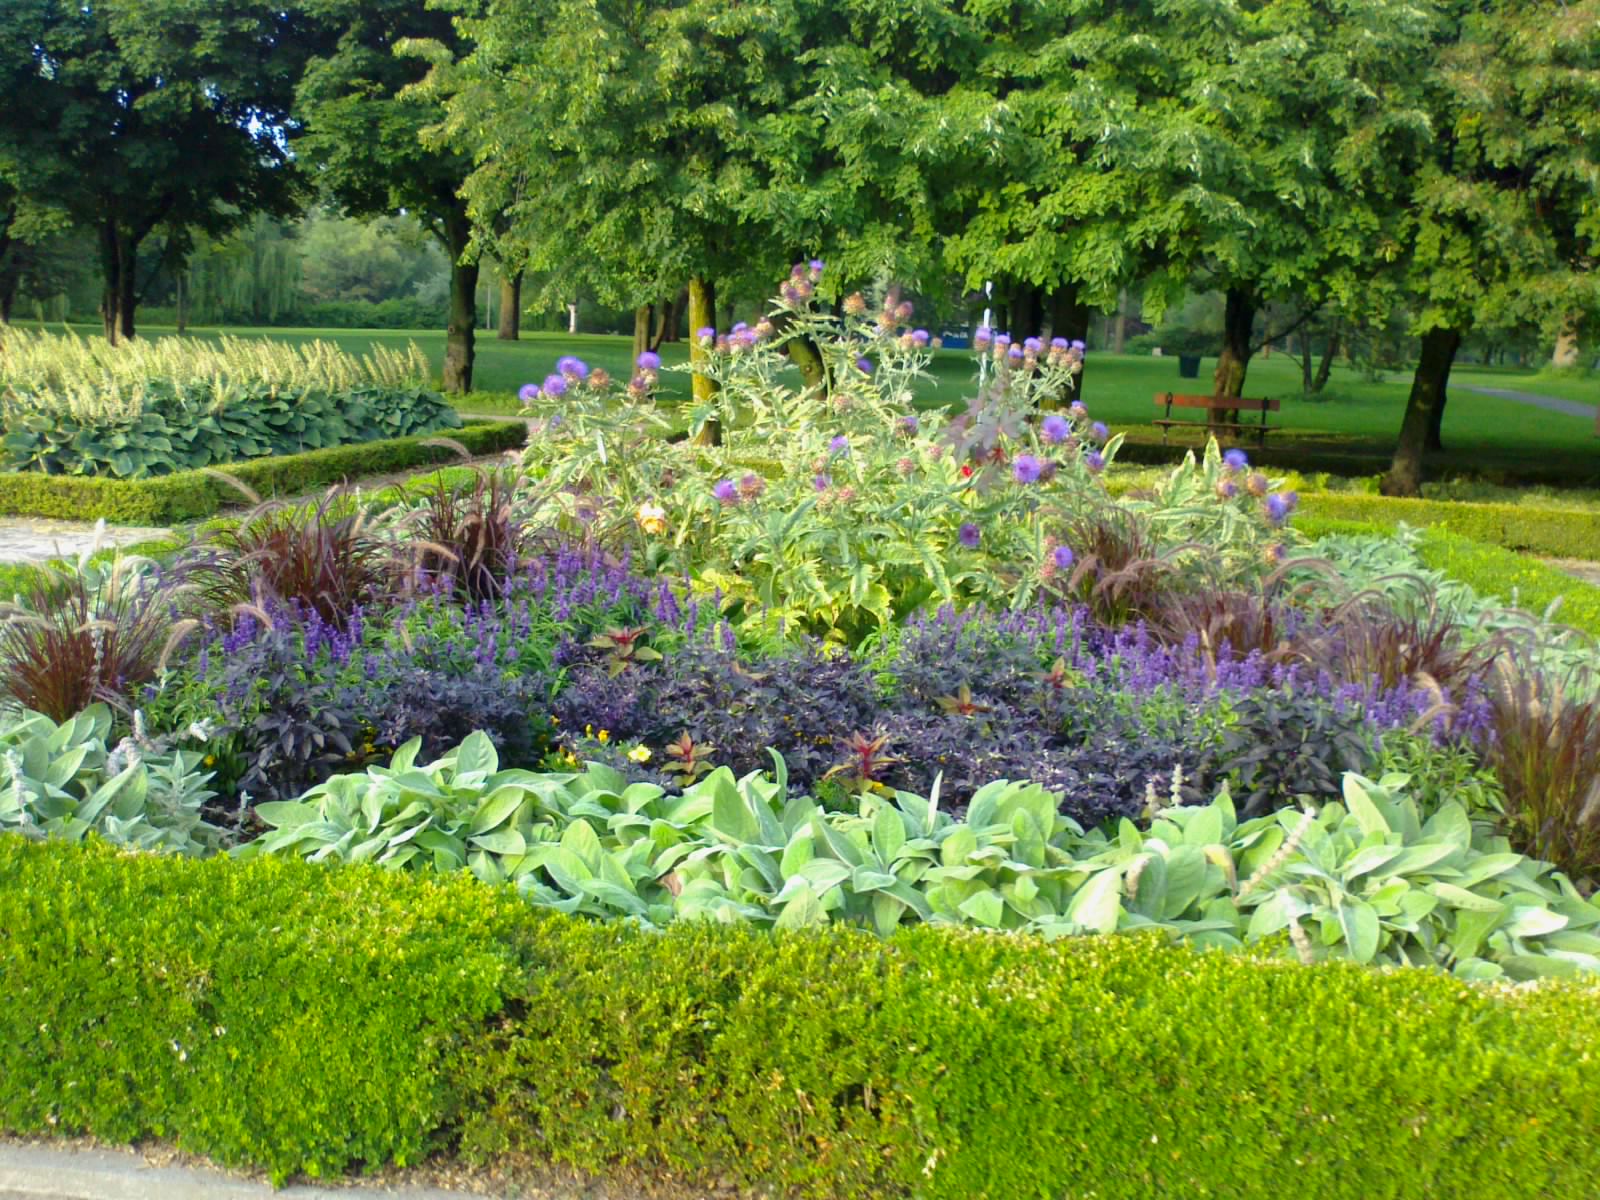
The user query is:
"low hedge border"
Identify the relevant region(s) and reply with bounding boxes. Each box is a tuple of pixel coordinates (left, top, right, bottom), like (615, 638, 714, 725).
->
(1297, 492, 1600, 560)
(3, 838, 1598, 1198)
(0, 420, 529, 525)
(1412, 528, 1600, 638)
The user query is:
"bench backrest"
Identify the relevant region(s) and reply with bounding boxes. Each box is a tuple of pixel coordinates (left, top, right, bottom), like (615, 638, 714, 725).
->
(1153, 392, 1281, 412)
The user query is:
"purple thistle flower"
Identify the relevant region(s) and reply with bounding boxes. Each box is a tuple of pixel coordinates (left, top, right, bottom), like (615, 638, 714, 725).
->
(1070, 339, 1086, 351)
(856, 356, 874, 375)
(636, 350, 661, 370)
(1265, 493, 1292, 524)
(830, 435, 849, 454)
(995, 333, 1012, 349)
(1069, 401, 1088, 419)
(898, 414, 919, 436)
(974, 327, 993, 350)
(712, 479, 739, 505)
(1216, 478, 1239, 500)
(1282, 489, 1300, 512)
(1024, 337, 1042, 353)
(1223, 448, 1249, 471)
(814, 473, 831, 492)
(697, 326, 716, 342)
(542, 374, 568, 396)
(1013, 454, 1043, 485)
(958, 522, 981, 549)
(911, 329, 930, 347)
(1041, 414, 1070, 444)
(1052, 545, 1075, 570)
(518, 383, 540, 403)
(1090, 421, 1109, 443)
(1050, 336, 1069, 351)
(1084, 450, 1105, 473)
(557, 355, 589, 379)
(1007, 344, 1025, 361)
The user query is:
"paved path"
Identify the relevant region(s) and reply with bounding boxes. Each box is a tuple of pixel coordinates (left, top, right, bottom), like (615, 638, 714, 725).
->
(0, 519, 170, 566)
(1456, 384, 1597, 420)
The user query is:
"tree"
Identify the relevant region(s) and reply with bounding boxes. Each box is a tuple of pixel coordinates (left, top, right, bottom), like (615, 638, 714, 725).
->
(1382, 1, 1600, 495)
(295, 0, 485, 391)
(0, 0, 315, 341)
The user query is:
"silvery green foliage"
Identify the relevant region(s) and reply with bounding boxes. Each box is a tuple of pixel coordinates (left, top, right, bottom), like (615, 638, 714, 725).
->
(1308, 527, 1600, 684)
(245, 733, 1599, 980)
(0, 705, 222, 855)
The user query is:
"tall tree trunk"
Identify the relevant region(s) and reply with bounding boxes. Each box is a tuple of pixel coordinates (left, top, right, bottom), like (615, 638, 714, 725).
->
(497, 269, 522, 340)
(1047, 284, 1090, 404)
(1552, 316, 1581, 370)
(1211, 287, 1255, 425)
(1382, 326, 1462, 498)
(116, 229, 137, 341)
(1112, 288, 1129, 354)
(655, 289, 685, 347)
(688, 275, 720, 445)
(175, 271, 187, 334)
(98, 220, 121, 345)
(1011, 283, 1039, 338)
(632, 304, 653, 361)
(1299, 332, 1313, 393)
(0, 230, 14, 324)
(1312, 325, 1339, 393)
(442, 212, 478, 394)
(768, 308, 827, 392)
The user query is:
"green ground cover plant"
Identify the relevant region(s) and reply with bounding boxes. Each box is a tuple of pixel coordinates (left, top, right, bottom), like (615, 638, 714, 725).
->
(0, 329, 460, 478)
(2, 837, 1598, 1198)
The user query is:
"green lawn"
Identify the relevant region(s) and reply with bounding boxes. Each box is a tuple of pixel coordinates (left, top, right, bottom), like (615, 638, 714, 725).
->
(21, 322, 1599, 483)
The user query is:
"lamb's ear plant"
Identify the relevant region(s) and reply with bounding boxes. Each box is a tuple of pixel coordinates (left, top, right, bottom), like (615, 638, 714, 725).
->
(239, 733, 1600, 980)
(0, 704, 221, 854)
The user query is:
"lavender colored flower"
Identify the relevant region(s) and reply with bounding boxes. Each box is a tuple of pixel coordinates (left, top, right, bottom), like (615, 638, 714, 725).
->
(1282, 489, 1300, 512)
(809, 258, 825, 277)
(974, 326, 993, 349)
(1050, 336, 1069, 351)
(713, 479, 739, 505)
(1265, 493, 1292, 524)
(1052, 544, 1075, 570)
(1084, 450, 1105, 473)
(898, 414, 919, 436)
(1246, 472, 1269, 498)
(814, 473, 831, 492)
(958, 522, 982, 549)
(1041, 414, 1070, 444)
(1007, 344, 1025, 361)
(542, 373, 568, 396)
(1216, 478, 1239, 500)
(830, 435, 849, 455)
(557, 355, 589, 379)
(1012, 454, 1043, 485)
(856, 357, 874, 375)
(637, 350, 661, 370)
(1024, 337, 1042, 353)
(518, 383, 540, 403)
(696, 326, 716, 342)
(1223, 448, 1249, 471)
(738, 472, 765, 499)
(911, 328, 930, 347)
(1069, 401, 1088, 419)
(1070, 339, 1086, 351)
(995, 332, 1012, 349)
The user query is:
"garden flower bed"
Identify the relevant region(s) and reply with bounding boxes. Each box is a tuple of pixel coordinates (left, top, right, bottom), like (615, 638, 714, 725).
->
(1, 271, 1597, 1193)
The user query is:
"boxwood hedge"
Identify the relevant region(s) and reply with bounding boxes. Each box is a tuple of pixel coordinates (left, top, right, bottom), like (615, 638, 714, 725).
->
(0, 419, 528, 524)
(2, 838, 1597, 1198)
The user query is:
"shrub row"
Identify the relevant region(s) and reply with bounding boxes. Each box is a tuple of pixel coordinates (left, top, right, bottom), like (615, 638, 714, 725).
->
(1296, 492, 1600, 560)
(3, 837, 1598, 1198)
(1413, 528, 1600, 638)
(0, 420, 528, 524)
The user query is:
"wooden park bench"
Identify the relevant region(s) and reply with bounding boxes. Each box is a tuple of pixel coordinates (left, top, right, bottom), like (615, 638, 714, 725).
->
(1153, 392, 1281, 448)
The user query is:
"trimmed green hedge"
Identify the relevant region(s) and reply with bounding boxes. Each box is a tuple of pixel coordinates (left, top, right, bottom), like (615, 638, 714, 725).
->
(1297, 492, 1600, 560)
(1414, 528, 1600, 638)
(0, 420, 528, 525)
(4, 839, 1599, 1197)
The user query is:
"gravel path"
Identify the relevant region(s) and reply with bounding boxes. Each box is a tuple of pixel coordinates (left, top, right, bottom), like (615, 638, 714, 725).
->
(1455, 384, 1597, 420)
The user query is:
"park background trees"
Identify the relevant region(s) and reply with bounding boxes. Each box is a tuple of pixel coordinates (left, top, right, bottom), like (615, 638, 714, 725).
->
(0, 0, 1595, 491)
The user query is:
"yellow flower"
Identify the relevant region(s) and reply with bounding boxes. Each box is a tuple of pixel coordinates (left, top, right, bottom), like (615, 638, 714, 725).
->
(628, 745, 651, 764)
(597, 729, 610, 744)
(636, 501, 668, 536)
(203, 755, 215, 767)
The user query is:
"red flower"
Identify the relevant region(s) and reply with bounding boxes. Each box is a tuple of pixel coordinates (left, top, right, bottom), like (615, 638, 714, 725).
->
(961, 464, 973, 478)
